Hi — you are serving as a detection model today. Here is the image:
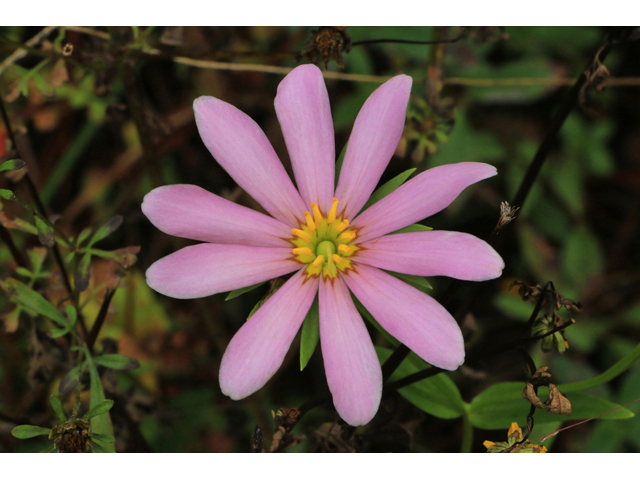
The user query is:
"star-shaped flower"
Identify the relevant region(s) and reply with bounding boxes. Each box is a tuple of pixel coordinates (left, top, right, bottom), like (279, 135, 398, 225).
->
(142, 64, 503, 426)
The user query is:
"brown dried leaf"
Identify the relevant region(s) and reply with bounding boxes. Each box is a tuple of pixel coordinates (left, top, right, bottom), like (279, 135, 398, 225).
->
(546, 384, 572, 415)
(522, 368, 572, 416)
(532, 365, 552, 383)
(522, 382, 546, 409)
(301, 27, 352, 70)
(508, 281, 582, 312)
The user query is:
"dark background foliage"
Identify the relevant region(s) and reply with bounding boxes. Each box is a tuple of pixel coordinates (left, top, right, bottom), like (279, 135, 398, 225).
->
(1, 26, 640, 452)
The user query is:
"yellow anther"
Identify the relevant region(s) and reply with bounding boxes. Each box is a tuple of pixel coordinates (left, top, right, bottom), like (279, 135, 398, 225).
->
(338, 244, 351, 253)
(332, 254, 343, 264)
(303, 211, 316, 233)
(328, 197, 339, 224)
(293, 247, 313, 257)
(336, 219, 349, 233)
(340, 231, 356, 241)
(312, 255, 325, 268)
(311, 203, 323, 225)
(292, 228, 310, 242)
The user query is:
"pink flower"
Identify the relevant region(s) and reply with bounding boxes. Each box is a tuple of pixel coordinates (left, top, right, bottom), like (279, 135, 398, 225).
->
(142, 64, 503, 426)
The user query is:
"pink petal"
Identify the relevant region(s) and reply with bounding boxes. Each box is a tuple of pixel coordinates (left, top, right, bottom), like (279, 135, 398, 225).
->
(194, 96, 306, 227)
(146, 244, 299, 299)
(219, 271, 319, 399)
(353, 162, 498, 243)
(142, 184, 292, 247)
(335, 75, 412, 220)
(319, 277, 382, 426)
(357, 231, 504, 281)
(343, 264, 464, 370)
(275, 65, 335, 213)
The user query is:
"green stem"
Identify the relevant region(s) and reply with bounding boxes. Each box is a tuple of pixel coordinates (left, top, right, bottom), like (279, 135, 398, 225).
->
(460, 413, 473, 453)
(71, 344, 85, 418)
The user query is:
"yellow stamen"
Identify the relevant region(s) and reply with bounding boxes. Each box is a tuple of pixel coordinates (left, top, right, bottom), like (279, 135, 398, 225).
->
(311, 203, 323, 225)
(292, 228, 310, 242)
(338, 244, 351, 253)
(303, 211, 316, 233)
(328, 197, 339, 224)
(340, 231, 356, 240)
(332, 254, 343, 264)
(312, 255, 325, 268)
(293, 247, 313, 257)
(336, 219, 349, 233)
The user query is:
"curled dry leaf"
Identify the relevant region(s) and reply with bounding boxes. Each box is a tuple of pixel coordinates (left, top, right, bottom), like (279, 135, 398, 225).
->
(522, 366, 572, 416)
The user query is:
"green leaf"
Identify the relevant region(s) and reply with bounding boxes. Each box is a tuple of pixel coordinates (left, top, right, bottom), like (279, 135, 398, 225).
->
(560, 341, 640, 393)
(65, 304, 77, 327)
(0, 188, 15, 200)
(389, 223, 432, 235)
(74, 252, 91, 292)
(300, 295, 320, 371)
(86, 352, 115, 452)
(27, 246, 48, 274)
(34, 214, 55, 247)
(225, 281, 266, 301)
(49, 327, 71, 338)
(83, 399, 115, 421)
(76, 227, 93, 247)
(15, 266, 34, 278)
(49, 395, 67, 422)
(562, 225, 604, 288)
(389, 271, 432, 293)
(92, 353, 140, 371)
(88, 215, 123, 247)
(92, 432, 115, 444)
(0, 158, 25, 172)
(91, 439, 111, 453)
(40, 444, 57, 453)
(468, 382, 634, 430)
(59, 365, 82, 396)
(377, 346, 465, 419)
(11, 425, 52, 439)
(361, 168, 416, 212)
(0, 278, 68, 327)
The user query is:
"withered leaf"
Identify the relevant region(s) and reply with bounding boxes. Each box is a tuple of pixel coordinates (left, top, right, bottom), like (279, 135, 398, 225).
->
(522, 379, 572, 416)
(522, 382, 546, 409)
(301, 27, 352, 70)
(546, 384, 572, 415)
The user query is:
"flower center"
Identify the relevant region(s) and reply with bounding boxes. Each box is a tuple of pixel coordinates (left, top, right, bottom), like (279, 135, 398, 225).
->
(290, 197, 358, 279)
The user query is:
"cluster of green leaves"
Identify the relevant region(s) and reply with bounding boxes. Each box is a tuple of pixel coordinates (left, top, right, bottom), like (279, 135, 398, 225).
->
(11, 394, 115, 453)
(1, 158, 141, 452)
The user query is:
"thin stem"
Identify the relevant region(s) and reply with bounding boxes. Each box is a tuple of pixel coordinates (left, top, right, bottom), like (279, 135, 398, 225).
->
(86, 288, 117, 352)
(71, 345, 85, 418)
(530, 319, 576, 342)
(352, 29, 467, 47)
